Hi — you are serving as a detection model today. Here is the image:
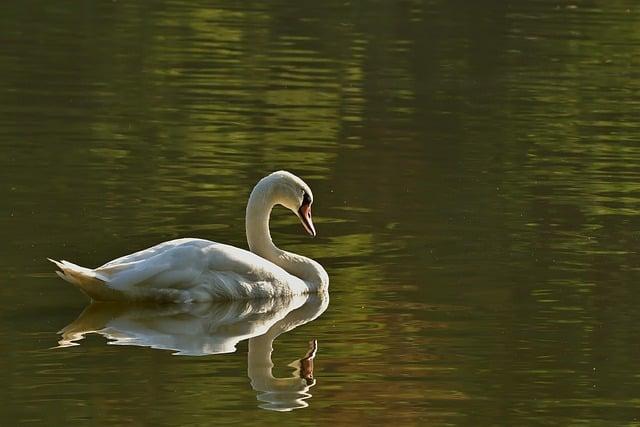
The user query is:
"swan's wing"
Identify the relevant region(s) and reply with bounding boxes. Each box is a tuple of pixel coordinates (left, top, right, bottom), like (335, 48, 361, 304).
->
(94, 239, 209, 290)
(94, 238, 304, 300)
(98, 238, 209, 269)
(198, 243, 308, 299)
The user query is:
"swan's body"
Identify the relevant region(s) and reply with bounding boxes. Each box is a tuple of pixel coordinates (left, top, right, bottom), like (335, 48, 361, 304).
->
(50, 171, 328, 302)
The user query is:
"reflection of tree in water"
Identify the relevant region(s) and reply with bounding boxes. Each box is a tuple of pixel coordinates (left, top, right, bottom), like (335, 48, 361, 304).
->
(58, 292, 328, 411)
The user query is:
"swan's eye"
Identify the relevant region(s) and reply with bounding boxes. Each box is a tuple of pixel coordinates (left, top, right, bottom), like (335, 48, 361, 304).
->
(302, 191, 312, 206)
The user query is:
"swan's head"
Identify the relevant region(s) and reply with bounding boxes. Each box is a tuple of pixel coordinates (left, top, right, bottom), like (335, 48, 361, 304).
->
(262, 171, 316, 237)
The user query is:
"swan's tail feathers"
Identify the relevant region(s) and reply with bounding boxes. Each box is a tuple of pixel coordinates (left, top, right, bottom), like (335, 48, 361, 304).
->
(48, 258, 120, 300)
(48, 258, 105, 285)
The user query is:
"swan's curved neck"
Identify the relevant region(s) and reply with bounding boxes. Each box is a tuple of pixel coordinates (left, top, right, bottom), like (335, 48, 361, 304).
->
(245, 182, 326, 290)
(246, 184, 280, 262)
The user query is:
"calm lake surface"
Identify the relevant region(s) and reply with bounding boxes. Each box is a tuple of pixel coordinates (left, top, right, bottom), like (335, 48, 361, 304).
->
(2, 1, 640, 425)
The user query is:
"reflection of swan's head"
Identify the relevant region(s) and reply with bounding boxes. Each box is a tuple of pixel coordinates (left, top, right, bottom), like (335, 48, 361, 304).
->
(251, 170, 316, 237)
(252, 339, 319, 412)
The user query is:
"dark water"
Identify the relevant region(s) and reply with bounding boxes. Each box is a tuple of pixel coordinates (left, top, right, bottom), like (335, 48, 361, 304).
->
(2, 0, 640, 425)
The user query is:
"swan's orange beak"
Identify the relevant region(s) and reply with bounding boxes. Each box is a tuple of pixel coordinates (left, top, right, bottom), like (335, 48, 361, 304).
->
(298, 203, 316, 237)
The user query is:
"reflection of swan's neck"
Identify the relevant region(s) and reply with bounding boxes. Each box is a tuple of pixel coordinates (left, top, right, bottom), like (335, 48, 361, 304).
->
(245, 180, 327, 291)
(247, 328, 314, 411)
(246, 292, 328, 412)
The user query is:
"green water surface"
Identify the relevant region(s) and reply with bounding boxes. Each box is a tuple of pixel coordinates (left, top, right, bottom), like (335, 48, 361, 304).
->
(2, 1, 640, 425)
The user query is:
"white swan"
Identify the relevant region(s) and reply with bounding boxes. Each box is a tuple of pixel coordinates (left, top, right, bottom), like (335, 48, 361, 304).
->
(49, 171, 329, 302)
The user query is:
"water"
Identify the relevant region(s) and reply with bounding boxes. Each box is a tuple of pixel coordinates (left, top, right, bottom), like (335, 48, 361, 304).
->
(2, 0, 640, 424)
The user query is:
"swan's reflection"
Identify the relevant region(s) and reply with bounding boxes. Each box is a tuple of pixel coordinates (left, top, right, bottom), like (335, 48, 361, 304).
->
(58, 292, 329, 411)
